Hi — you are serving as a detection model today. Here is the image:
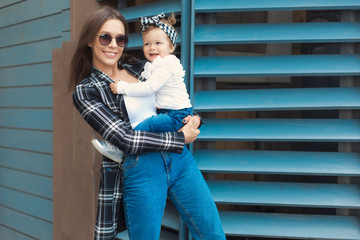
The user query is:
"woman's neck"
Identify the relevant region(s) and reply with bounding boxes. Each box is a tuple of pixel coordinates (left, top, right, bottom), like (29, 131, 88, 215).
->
(97, 65, 121, 81)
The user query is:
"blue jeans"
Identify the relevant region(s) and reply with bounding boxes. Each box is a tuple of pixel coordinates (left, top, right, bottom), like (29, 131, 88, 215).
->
(135, 107, 193, 132)
(121, 111, 225, 239)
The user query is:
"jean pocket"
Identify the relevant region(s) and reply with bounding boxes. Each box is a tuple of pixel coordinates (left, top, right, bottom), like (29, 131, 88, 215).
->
(121, 154, 139, 171)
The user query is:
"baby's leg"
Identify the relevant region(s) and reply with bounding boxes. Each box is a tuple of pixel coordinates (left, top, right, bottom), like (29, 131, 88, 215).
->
(135, 113, 179, 132)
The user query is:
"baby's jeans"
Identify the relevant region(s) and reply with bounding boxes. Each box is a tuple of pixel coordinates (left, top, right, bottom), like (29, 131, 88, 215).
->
(135, 107, 193, 132)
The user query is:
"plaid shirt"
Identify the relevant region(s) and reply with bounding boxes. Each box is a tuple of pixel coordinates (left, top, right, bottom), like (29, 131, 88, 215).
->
(73, 60, 185, 240)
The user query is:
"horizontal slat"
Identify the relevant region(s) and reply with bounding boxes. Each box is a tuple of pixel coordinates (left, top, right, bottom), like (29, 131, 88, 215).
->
(0, 128, 53, 154)
(0, 109, 52, 130)
(117, 229, 177, 240)
(0, 205, 52, 239)
(0, 224, 33, 240)
(0, 86, 53, 108)
(220, 211, 360, 239)
(208, 180, 360, 208)
(121, 0, 181, 22)
(194, 88, 360, 111)
(0, 63, 52, 87)
(195, 22, 360, 45)
(0, 14, 66, 48)
(0, 186, 52, 221)
(195, 0, 360, 12)
(194, 55, 360, 77)
(0, 148, 52, 177)
(0, 38, 62, 68)
(198, 119, 360, 142)
(195, 150, 360, 176)
(0, 167, 52, 199)
(0, 0, 63, 28)
(162, 203, 179, 231)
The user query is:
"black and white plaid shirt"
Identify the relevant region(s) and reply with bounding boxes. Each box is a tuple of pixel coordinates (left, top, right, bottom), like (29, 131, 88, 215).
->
(73, 60, 185, 240)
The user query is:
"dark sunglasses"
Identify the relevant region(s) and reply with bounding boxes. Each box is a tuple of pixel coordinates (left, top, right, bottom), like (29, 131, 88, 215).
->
(97, 34, 128, 47)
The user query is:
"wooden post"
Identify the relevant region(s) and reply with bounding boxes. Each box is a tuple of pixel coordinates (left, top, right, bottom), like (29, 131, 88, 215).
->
(53, 0, 103, 239)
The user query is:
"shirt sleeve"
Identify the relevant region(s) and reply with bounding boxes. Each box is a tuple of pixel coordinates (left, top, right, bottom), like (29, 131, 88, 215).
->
(116, 58, 173, 96)
(73, 84, 184, 154)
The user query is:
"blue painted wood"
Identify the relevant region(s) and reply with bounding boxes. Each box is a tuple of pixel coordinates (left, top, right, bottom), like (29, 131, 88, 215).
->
(0, 86, 53, 108)
(0, 225, 34, 240)
(195, 0, 360, 12)
(0, 0, 63, 28)
(162, 203, 179, 231)
(0, 14, 64, 48)
(194, 87, 360, 111)
(195, 22, 360, 45)
(0, 186, 53, 221)
(0, 38, 62, 68)
(0, 0, 22, 8)
(198, 119, 360, 142)
(0, 129, 53, 154)
(194, 54, 360, 77)
(194, 150, 360, 176)
(0, 167, 53, 199)
(0, 148, 52, 177)
(208, 180, 360, 208)
(0, 109, 52, 130)
(121, 0, 181, 22)
(0, 63, 52, 87)
(219, 211, 360, 239)
(0, 206, 52, 240)
(117, 229, 178, 240)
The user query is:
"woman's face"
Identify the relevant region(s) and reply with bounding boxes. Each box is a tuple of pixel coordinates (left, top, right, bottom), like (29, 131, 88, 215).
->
(89, 19, 125, 71)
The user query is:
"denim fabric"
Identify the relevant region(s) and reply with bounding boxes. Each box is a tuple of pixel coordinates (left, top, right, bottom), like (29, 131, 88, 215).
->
(121, 117, 225, 240)
(135, 107, 193, 132)
(122, 148, 225, 240)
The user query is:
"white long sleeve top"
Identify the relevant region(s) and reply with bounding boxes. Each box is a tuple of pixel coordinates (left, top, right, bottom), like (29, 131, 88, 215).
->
(116, 55, 192, 110)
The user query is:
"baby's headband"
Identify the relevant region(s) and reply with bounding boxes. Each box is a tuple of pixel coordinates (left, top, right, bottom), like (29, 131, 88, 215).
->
(140, 12, 177, 47)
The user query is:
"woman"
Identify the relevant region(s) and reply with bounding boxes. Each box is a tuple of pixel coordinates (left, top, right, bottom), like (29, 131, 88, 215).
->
(69, 6, 225, 240)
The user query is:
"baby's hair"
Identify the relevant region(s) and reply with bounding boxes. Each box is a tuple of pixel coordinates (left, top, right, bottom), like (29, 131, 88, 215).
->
(143, 13, 177, 36)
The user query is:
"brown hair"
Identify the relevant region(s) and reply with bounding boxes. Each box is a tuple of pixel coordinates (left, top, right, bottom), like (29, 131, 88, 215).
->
(69, 6, 134, 90)
(143, 13, 177, 46)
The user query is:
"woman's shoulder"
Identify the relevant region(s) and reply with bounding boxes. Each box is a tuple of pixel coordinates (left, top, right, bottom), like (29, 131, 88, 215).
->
(73, 73, 107, 99)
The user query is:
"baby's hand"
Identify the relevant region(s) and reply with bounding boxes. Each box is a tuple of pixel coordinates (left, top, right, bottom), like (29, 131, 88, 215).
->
(109, 83, 118, 94)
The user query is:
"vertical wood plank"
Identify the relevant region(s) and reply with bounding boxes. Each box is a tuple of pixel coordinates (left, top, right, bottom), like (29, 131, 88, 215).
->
(53, 0, 100, 239)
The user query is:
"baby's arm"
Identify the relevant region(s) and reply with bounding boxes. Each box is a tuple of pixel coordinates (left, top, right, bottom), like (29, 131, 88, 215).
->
(110, 64, 171, 96)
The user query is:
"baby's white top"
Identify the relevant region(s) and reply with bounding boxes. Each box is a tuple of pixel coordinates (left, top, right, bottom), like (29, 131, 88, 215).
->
(123, 94, 156, 128)
(116, 55, 192, 110)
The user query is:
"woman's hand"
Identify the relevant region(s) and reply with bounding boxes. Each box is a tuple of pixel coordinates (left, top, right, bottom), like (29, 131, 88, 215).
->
(179, 116, 200, 144)
(182, 115, 201, 129)
(109, 83, 118, 94)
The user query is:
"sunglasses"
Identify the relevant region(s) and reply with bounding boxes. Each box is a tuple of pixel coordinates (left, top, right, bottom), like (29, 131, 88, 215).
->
(97, 34, 128, 47)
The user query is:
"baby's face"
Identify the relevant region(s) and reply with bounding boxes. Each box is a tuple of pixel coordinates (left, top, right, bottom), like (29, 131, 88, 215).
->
(142, 28, 175, 62)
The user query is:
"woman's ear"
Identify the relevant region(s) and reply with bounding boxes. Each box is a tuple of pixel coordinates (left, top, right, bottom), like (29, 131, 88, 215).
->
(88, 40, 93, 48)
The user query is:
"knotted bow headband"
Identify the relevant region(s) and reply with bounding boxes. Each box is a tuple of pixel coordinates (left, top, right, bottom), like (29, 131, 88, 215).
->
(140, 12, 177, 47)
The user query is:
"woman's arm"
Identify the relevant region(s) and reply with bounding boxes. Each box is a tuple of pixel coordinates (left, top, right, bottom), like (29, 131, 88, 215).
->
(73, 83, 186, 154)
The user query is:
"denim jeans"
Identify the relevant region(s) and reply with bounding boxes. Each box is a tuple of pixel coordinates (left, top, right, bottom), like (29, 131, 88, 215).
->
(121, 110, 226, 239)
(135, 107, 193, 132)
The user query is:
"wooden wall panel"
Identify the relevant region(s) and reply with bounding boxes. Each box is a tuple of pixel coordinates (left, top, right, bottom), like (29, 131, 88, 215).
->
(0, 0, 70, 238)
(0, 148, 52, 177)
(0, 87, 53, 108)
(0, 63, 52, 87)
(0, 109, 52, 130)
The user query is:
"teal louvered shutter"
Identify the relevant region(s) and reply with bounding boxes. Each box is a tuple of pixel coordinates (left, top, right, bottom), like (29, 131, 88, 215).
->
(110, 0, 360, 239)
